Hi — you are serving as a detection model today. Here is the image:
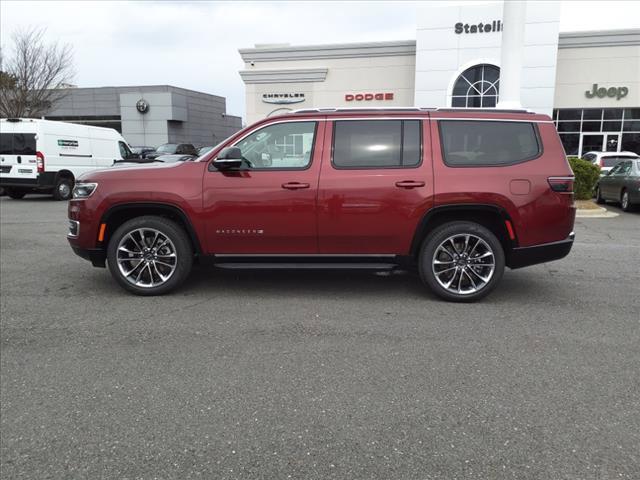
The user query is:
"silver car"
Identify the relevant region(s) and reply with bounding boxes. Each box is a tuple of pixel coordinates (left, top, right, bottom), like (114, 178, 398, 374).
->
(595, 159, 640, 212)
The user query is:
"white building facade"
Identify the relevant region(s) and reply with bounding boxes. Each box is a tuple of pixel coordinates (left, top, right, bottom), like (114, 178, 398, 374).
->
(239, 1, 640, 156)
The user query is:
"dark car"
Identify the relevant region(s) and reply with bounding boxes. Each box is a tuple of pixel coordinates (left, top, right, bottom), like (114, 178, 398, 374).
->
(596, 159, 640, 211)
(146, 143, 198, 160)
(131, 146, 156, 159)
(112, 154, 195, 167)
(68, 107, 575, 302)
(198, 145, 214, 156)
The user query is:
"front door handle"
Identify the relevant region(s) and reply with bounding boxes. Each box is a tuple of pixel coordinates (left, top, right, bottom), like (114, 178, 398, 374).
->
(395, 180, 425, 189)
(282, 182, 310, 190)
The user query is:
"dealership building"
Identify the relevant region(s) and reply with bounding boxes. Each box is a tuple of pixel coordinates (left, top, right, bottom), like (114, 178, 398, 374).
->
(239, 1, 640, 156)
(45, 85, 242, 148)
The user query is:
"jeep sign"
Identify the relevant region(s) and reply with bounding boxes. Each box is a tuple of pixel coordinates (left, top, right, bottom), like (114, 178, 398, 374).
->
(585, 84, 629, 101)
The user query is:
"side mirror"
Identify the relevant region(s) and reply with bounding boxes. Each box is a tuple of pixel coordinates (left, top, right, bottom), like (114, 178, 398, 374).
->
(213, 146, 243, 169)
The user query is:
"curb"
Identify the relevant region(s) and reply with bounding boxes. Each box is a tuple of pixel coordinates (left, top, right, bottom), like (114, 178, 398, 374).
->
(576, 206, 619, 218)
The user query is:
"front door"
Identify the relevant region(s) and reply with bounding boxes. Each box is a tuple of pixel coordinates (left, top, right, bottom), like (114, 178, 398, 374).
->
(202, 119, 324, 254)
(605, 133, 620, 152)
(580, 133, 604, 156)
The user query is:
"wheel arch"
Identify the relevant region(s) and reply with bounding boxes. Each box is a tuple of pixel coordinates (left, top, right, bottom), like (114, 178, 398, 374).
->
(410, 204, 516, 260)
(100, 203, 203, 255)
(55, 169, 75, 181)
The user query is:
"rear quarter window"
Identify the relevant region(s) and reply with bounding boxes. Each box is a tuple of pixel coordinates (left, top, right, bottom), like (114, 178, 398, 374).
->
(439, 120, 541, 167)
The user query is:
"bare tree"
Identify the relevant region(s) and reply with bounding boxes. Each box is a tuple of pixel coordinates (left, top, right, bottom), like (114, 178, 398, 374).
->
(0, 27, 74, 118)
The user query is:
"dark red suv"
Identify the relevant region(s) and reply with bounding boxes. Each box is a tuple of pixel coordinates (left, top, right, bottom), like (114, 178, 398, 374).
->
(67, 108, 575, 301)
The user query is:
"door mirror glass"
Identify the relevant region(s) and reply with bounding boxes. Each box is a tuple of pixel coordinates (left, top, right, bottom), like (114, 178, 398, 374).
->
(213, 146, 243, 169)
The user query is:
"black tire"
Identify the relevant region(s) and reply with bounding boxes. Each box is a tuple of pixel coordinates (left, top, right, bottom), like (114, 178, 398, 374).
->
(5, 188, 27, 200)
(106, 216, 193, 295)
(419, 221, 505, 302)
(52, 176, 74, 201)
(621, 189, 634, 212)
(595, 186, 605, 204)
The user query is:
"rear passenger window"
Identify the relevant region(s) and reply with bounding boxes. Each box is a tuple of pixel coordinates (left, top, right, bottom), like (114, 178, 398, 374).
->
(0, 134, 11, 155)
(333, 120, 421, 168)
(13, 133, 37, 155)
(439, 121, 540, 166)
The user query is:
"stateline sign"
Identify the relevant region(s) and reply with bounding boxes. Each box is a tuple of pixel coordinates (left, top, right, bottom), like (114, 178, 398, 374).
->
(455, 20, 502, 34)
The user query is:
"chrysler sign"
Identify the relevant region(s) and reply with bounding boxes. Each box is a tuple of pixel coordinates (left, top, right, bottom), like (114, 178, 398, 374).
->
(262, 93, 305, 104)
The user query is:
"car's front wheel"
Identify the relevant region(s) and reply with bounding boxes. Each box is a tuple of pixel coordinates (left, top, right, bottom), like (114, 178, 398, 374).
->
(419, 221, 505, 302)
(107, 216, 193, 295)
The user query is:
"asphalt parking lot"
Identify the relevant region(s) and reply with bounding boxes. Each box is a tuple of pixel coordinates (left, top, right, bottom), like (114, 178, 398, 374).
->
(1, 195, 639, 479)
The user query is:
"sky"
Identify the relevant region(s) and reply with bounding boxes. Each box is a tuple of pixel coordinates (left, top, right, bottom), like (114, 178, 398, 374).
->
(1, 1, 639, 119)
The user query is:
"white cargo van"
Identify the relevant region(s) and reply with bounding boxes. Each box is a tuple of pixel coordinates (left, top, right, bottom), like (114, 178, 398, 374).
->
(0, 118, 135, 200)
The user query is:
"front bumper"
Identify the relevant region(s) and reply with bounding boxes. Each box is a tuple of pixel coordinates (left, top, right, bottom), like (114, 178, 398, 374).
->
(508, 232, 575, 269)
(71, 246, 106, 268)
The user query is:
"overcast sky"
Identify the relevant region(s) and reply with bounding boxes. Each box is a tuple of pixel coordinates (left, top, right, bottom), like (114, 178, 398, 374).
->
(1, 1, 639, 119)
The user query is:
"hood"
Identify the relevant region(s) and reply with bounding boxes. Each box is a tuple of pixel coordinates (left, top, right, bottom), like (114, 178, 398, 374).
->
(77, 161, 186, 182)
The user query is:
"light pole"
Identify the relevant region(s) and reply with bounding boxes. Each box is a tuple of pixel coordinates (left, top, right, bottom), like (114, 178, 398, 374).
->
(497, 0, 527, 110)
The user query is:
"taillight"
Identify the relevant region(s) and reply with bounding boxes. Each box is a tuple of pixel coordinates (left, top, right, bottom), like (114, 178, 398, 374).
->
(36, 151, 45, 173)
(548, 177, 574, 193)
(599, 158, 604, 167)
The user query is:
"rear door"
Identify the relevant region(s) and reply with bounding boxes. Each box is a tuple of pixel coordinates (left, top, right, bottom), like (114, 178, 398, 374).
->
(0, 126, 39, 182)
(317, 116, 433, 254)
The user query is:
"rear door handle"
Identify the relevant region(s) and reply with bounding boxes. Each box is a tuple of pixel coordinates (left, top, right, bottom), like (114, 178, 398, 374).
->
(395, 180, 425, 189)
(282, 182, 310, 190)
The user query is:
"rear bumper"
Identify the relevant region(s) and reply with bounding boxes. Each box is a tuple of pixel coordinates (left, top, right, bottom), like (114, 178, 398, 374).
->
(70, 245, 106, 268)
(0, 173, 56, 189)
(508, 232, 575, 269)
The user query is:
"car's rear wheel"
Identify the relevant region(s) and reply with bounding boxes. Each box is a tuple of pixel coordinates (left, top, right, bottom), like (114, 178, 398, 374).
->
(419, 221, 505, 302)
(107, 216, 193, 295)
(5, 188, 27, 199)
(52, 177, 73, 201)
(621, 189, 633, 212)
(595, 186, 605, 204)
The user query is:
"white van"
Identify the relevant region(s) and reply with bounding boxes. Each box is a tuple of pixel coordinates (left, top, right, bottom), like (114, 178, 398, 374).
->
(0, 118, 135, 200)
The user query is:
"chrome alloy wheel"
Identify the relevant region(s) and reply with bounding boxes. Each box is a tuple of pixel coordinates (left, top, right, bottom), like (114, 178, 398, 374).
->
(431, 233, 495, 295)
(116, 228, 177, 288)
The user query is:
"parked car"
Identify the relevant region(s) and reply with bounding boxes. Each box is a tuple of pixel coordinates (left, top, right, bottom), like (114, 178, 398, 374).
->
(131, 146, 156, 159)
(595, 158, 640, 211)
(581, 151, 640, 175)
(113, 154, 195, 167)
(67, 107, 576, 302)
(145, 143, 198, 160)
(0, 118, 136, 200)
(198, 145, 214, 156)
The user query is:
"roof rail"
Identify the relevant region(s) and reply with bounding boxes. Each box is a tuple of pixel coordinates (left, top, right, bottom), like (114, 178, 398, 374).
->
(290, 107, 435, 114)
(289, 107, 533, 115)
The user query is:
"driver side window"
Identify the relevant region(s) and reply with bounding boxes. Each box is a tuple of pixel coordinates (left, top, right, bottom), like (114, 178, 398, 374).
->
(233, 121, 316, 169)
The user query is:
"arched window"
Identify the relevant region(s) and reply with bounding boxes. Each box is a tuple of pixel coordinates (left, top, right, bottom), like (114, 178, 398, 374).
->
(451, 64, 500, 108)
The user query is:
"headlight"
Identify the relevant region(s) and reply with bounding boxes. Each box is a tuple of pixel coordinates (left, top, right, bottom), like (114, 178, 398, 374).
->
(72, 182, 98, 198)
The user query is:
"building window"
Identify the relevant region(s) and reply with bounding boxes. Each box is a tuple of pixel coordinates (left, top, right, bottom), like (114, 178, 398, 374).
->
(553, 108, 640, 156)
(451, 64, 500, 108)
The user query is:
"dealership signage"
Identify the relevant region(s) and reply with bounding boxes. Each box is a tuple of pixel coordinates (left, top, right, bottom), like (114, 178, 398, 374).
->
(455, 20, 502, 34)
(262, 93, 305, 104)
(345, 92, 394, 101)
(585, 84, 629, 100)
(136, 99, 149, 114)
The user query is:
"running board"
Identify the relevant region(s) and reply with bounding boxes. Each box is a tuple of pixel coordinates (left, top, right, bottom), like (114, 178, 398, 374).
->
(213, 262, 398, 271)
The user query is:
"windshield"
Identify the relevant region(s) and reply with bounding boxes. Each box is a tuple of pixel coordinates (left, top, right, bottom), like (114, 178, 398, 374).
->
(156, 144, 177, 153)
